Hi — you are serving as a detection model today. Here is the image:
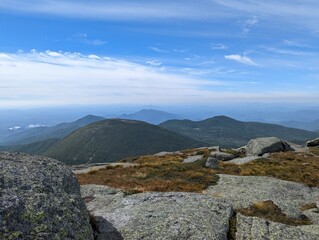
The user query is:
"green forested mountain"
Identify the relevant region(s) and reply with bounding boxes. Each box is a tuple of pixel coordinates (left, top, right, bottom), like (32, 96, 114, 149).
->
(160, 116, 319, 148)
(1, 115, 104, 146)
(0, 138, 59, 155)
(45, 119, 205, 165)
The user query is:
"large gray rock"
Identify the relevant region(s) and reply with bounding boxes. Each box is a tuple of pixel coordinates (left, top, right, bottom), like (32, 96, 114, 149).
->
(246, 137, 291, 156)
(210, 152, 235, 161)
(307, 138, 319, 147)
(81, 185, 233, 240)
(206, 174, 319, 219)
(0, 152, 93, 240)
(236, 213, 319, 240)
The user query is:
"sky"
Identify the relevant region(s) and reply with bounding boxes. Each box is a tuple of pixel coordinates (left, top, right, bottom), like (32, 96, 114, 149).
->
(0, 0, 319, 107)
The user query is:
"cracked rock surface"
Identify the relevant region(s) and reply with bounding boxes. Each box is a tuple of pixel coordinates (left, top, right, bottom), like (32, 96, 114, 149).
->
(0, 152, 93, 240)
(236, 213, 319, 240)
(81, 184, 233, 240)
(206, 174, 319, 219)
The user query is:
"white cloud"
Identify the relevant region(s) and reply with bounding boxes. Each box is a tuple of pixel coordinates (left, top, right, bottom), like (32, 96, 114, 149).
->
(211, 44, 228, 50)
(28, 124, 45, 128)
(146, 60, 162, 66)
(245, 16, 259, 26)
(225, 54, 258, 66)
(71, 33, 106, 46)
(88, 54, 101, 60)
(0, 50, 318, 107)
(0, 50, 227, 107)
(9, 126, 21, 131)
(45, 50, 63, 57)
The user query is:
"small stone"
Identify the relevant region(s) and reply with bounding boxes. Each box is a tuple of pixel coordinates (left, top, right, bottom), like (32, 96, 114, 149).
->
(205, 157, 219, 169)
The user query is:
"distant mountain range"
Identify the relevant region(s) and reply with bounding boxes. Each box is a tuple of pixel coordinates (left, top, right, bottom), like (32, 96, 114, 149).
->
(118, 109, 181, 124)
(45, 119, 204, 165)
(160, 116, 319, 148)
(1, 114, 318, 165)
(279, 119, 319, 131)
(0, 115, 104, 146)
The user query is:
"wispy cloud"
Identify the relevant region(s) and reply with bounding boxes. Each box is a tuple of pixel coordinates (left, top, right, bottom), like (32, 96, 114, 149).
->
(70, 33, 106, 46)
(263, 47, 314, 56)
(283, 40, 311, 48)
(225, 54, 259, 66)
(0, 0, 232, 20)
(213, 0, 319, 31)
(149, 46, 168, 53)
(239, 16, 259, 33)
(0, 50, 227, 107)
(1, 49, 313, 107)
(173, 49, 188, 53)
(146, 60, 162, 66)
(211, 43, 228, 50)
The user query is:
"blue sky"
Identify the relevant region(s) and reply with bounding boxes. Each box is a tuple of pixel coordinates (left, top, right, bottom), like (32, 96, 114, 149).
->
(0, 0, 319, 107)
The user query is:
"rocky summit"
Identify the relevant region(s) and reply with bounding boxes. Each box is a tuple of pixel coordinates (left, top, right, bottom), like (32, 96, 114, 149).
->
(0, 152, 93, 240)
(1, 136, 319, 240)
(81, 185, 233, 240)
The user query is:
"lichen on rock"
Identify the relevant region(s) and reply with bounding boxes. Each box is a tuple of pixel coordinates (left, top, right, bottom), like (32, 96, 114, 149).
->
(0, 152, 93, 240)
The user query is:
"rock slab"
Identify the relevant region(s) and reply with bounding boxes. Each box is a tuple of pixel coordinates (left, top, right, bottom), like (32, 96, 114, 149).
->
(307, 138, 319, 147)
(206, 174, 319, 219)
(210, 152, 235, 161)
(246, 137, 291, 156)
(0, 152, 93, 240)
(81, 185, 233, 240)
(236, 213, 319, 240)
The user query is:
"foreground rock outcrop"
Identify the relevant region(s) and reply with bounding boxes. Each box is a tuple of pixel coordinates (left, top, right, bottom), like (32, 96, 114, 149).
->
(206, 174, 319, 219)
(0, 152, 93, 240)
(246, 137, 291, 156)
(81, 185, 233, 240)
(236, 213, 319, 240)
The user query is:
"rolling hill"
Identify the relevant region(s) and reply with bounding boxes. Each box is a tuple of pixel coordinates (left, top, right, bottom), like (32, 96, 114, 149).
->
(0, 115, 104, 146)
(45, 119, 205, 165)
(159, 116, 319, 148)
(0, 138, 60, 155)
(119, 109, 180, 124)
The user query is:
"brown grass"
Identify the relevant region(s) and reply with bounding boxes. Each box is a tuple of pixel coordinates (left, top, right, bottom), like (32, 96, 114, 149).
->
(77, 153, 217, 192)
(300, 203, 317, 211)
(237, 201, 311, 226)
(309, 147, 319, 156)
(217, 151, 319, 187)
(77, 148, 319, 193)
